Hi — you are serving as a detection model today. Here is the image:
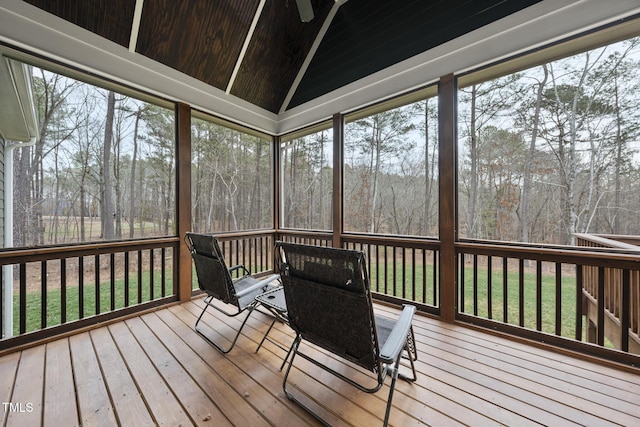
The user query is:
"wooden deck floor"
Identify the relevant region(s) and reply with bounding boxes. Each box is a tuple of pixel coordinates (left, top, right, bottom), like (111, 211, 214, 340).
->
(1, 297, 639, 426)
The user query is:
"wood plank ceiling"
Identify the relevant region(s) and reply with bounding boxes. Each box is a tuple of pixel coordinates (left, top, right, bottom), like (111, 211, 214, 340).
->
(23, 0, 540, 114)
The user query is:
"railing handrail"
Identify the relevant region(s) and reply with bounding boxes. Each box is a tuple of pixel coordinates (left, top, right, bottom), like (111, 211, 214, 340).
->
(0, 237, 180, 265)
(574, 233, 640, 251)
(342, 232, 441, 250)
(457, 240, 640, 270)
(209, 229, 277, 240)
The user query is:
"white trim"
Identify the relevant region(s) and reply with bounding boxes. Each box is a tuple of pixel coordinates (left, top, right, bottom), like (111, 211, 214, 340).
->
(276, 0, 640, 134)
(1, 0, 640, 135)
(279, 0, 347, 113)
(128, 0, 144, 53)
(0, 0, 278, 134)
(226, 0, 267, 94)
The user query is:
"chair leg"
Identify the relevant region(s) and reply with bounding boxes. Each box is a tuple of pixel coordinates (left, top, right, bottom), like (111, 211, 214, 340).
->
(255, 316, 278, 353)
(194, 297, 256, 354)
(383, 352, 404, 427)
(398, 342, 418, 382)
(282, 335, 302, 400)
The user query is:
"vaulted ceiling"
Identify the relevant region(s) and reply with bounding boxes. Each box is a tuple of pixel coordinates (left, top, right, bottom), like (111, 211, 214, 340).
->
(22, 0, 540, 115)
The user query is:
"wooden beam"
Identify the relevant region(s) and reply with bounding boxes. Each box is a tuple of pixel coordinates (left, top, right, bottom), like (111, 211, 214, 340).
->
(332, 113, 344, 248)
(438, 74, 457, 322)
(273, 134, 281, 239)
(176, 102, 192, 302)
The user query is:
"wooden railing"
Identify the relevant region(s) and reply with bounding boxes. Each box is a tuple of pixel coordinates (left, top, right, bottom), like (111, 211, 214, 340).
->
(277, 230, 440, 312)
(215, 230, 278, 281)
(0, 237, 178, 350)
(194, 231, 640, 365)
(575, 233, 640, 355)
(4, 229, 639, 365)
(456, 239, 640, 364)
(342, 234, 440, 312)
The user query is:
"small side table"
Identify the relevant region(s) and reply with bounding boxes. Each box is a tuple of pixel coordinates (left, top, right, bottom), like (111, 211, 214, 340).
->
(255, 286, 291, 369)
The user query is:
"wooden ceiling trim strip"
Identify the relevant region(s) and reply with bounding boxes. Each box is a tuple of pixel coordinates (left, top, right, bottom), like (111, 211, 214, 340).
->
(279, 0, 346, 113)
(226, 0, 267, 94)
(128, 0, 144, 52)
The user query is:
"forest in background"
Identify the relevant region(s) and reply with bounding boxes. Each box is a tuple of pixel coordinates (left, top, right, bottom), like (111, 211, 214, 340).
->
(8, 36, 640, 248)
(13, 69, 176, 247)
(459, 36, 640, 245)
(281, 36, 640, 245)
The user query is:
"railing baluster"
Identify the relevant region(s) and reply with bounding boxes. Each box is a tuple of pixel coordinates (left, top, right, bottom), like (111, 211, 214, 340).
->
(110, 253, 116, 311)
(575, 265, 583, 342)
(124, 252, 130, 307)
(555, 262, 562, 336)
(459, 254, 465, 313)
(621, 269, 630, 352)
(95, 254, 100, 316)
(536, 260, 542, 331)
(61, 259, 67, 324)
(432, 250, 437, 306)
(161, 248, 166, 297)
(411, 248, 416, 303)
(392, 246, 397, 297)
(150, 249, 155, 301)
(375, 244, 380, 293)
(137, 250, 143, 304)
(19, 263, 26, 334)
(41, 260, 47, 329)
(519, 259, 525, 327)
(79, 257, 84, 319)
(421, 249, 426, 304)
(401, 247, 406, 300)
(597, 266, 605, 346)
(503, 257, 508, 323)
(633, 271, 639, 335)
(384, 245, 388, 295)
(487, 256, 492, 320)
(473, 254, 478, 317)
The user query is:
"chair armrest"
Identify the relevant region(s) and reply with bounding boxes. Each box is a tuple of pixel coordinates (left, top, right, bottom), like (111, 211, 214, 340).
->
(235, 274, 280, 299)
(379, 304, 416, 364)
(229, 264, 251, 276)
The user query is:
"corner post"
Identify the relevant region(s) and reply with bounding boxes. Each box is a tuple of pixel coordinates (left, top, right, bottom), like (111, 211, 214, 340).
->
(332, 113, 344, 248)
(439, 74, 457, 322)
(176, 102, 192, 302)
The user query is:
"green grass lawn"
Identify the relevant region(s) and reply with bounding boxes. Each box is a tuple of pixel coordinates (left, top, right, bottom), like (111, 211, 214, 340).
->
(369, 260, 582, 340)
(457, 265, 580, 337)
(11, 259, 584, 343)
(13, 271, 174, 335)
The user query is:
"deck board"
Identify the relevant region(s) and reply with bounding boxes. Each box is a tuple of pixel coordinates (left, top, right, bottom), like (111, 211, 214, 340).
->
(1, 297, 639, 426)
(5, 345, 44, 427)
(69, 332, 119, 427)
(43, 339, 78, 427)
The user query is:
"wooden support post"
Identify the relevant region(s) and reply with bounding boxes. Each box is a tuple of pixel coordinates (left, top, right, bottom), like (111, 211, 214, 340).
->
(176, 103, 192, 302)
(439, 74, 457, 322)
(273, 135, 281, 242)
(332, 113, 344, 249)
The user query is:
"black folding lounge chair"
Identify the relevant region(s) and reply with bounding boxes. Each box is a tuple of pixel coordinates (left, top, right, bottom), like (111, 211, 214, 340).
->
(185, 232, 279, 353)
(275, 241, 417, 427)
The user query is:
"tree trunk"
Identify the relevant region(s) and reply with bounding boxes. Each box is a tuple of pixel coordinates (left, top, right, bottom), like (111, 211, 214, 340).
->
(521, 66, 548, 243)
(129, 109, 141, 238)
(101, 91, 115, 240)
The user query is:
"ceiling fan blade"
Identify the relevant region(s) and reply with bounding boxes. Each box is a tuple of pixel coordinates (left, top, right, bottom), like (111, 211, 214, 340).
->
(295, 0, 314, 22)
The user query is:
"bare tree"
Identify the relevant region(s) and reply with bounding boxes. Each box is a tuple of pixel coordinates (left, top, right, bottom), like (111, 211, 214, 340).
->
(101, 90, 116, 240)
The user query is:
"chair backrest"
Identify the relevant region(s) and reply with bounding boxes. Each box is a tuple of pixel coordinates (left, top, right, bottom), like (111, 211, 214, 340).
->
(275, 241, 380, 372)
(185, 232, 236, 305)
